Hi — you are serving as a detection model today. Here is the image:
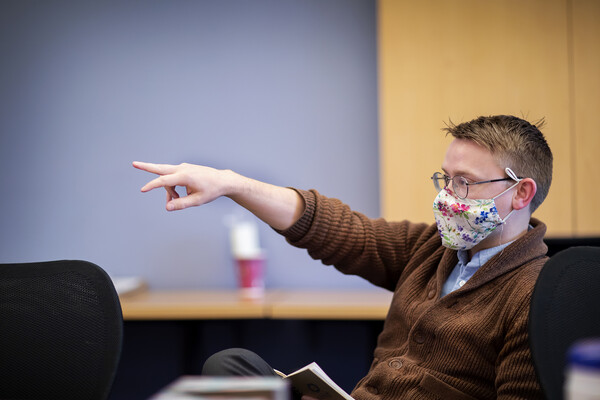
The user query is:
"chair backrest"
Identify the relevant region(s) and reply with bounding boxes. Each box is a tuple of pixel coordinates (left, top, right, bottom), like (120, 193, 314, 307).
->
(0, 260, 123, 400)
(529, 246, 600, 400)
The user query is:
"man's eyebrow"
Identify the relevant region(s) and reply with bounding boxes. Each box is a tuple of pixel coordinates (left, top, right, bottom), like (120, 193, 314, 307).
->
(442, 167, 480, 180)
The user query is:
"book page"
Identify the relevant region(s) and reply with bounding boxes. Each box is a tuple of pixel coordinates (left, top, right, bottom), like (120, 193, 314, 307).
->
(285, 363, 354, 400)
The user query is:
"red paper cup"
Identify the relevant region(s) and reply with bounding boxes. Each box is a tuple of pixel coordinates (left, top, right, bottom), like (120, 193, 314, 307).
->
(236, 256, 265, 299)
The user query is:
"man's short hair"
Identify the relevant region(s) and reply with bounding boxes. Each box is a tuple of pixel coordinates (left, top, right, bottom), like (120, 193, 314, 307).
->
(443, 115, 553, 213)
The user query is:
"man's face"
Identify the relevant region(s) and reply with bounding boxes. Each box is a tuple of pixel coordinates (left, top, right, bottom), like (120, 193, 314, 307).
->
(441, 138, 514, 218)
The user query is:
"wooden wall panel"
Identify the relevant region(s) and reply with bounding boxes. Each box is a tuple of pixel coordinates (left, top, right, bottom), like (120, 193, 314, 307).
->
(378, 0, 574, 236)
(571, 0, 600, 236)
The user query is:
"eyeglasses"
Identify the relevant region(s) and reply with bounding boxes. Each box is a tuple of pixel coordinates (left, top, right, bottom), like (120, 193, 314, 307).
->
(431, 168, 522, 199)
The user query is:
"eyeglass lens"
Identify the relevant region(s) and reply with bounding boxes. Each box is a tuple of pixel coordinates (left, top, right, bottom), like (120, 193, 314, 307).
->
(431, 173, 469, 199)
(432, 172, 445, 192)
(452, 176, 468, 198)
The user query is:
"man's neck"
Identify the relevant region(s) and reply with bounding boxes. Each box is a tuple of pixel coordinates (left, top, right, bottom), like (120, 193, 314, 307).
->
(468, 224, 529, 259)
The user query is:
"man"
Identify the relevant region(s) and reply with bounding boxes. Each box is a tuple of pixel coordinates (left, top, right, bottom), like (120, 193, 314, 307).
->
(133, 115, 553, 399)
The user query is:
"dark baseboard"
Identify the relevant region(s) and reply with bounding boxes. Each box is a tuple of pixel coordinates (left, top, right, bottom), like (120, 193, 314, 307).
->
(544, 237, 600, 257)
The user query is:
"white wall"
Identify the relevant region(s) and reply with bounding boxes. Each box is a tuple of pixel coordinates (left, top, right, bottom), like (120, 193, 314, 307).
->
(0, 0, 379, 290)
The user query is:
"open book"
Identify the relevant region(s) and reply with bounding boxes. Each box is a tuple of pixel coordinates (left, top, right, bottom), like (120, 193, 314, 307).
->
(274, 362, 355, 400)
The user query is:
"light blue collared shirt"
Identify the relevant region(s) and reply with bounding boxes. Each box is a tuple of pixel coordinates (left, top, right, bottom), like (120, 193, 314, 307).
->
(441, 242, 513, 297)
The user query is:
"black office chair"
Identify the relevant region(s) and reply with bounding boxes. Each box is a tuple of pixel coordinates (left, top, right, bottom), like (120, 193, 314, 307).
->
(529, 246, 600, 400)
(0, 260, 123, 400)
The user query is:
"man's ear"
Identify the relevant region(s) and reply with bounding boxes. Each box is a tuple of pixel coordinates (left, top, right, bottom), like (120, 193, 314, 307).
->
(512, 178, 537, 211)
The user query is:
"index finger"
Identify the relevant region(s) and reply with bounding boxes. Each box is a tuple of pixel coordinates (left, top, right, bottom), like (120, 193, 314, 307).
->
(132, 161, 177, 176)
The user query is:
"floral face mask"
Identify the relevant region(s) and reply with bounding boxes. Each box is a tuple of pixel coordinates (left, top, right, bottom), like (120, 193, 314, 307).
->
(432, 182, 519, 250)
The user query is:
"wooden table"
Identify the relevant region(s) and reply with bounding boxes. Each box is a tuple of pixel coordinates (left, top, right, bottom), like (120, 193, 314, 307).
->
(119, 289, 393, 320)
(267, 290, 393, 320)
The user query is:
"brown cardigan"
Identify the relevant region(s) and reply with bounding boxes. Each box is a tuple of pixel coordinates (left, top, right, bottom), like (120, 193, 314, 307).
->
(280, 189, 548, 400)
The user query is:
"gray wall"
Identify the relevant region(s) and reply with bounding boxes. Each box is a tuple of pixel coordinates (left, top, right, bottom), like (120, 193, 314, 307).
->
(0, 0, 379, 290)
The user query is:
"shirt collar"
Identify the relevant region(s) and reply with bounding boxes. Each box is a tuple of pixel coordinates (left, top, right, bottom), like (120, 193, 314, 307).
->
(457, 240, 514, 268)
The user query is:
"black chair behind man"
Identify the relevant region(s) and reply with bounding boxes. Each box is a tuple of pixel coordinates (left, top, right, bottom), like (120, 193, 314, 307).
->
(529, 246, 600, 400)
(0, 260, 123, 400)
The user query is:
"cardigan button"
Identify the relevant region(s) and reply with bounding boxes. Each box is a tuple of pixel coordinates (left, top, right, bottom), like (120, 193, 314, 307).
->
(427, 289, 436, 299)
(388, 358, 403, 369)
(366, 385, 379, 394)
(414, 332, 426, 344)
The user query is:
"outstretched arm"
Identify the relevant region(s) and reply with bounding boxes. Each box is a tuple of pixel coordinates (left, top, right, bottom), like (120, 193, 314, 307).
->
(132, 161, 305, 231)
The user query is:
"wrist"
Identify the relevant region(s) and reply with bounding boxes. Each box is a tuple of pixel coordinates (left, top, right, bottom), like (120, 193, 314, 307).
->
(222, 169, 250, 199)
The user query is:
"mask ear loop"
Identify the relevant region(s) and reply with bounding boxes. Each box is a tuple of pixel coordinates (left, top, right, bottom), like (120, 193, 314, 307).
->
(493, 168, 523, 202)
(505, 167, 522, 183)
(498, 167, 522, 257)
(498, 223, 505, 257)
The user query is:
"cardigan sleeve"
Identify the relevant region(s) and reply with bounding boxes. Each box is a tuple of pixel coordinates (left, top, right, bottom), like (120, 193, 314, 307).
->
(277, 189, 433, 291)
